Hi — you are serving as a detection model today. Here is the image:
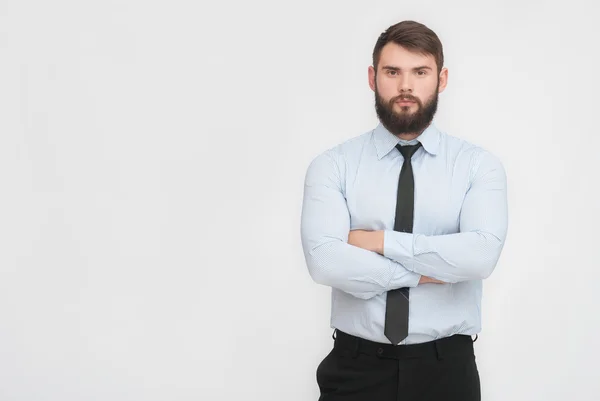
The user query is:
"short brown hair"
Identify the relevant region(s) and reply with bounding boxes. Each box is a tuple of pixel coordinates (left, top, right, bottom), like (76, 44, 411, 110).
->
(372, 20, 444, 74)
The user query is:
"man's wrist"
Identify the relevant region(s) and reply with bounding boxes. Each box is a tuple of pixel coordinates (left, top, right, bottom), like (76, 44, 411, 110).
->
(374, 230, 385, 254)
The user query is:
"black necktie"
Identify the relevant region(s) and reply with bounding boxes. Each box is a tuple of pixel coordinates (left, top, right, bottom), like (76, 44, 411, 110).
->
(384, 142, 422, 345)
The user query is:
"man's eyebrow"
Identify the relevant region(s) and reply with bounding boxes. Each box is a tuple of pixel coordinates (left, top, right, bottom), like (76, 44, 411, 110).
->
(381, 65, 433, 71)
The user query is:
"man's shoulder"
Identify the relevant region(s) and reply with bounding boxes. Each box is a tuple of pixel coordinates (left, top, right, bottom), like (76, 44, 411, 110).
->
(439, 129, 505, 176)
(330, 129, 373, 154)
(309, 129, 373, 164)
(441, 129, 502, 162)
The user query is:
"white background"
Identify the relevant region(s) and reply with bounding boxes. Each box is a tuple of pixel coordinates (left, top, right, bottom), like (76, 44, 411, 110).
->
(1, 0, 599, 400)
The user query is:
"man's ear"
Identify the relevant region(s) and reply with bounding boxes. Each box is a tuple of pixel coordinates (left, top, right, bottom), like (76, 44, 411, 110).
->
(368, 66, 376, 92)
(438, 67, 448, 93)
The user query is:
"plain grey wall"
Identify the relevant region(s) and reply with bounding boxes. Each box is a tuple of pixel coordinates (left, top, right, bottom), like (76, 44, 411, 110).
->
(1, 0, 599, 400)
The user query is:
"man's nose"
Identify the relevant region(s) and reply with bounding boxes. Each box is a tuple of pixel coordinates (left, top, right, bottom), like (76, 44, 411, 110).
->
(398, 75, 414, 92)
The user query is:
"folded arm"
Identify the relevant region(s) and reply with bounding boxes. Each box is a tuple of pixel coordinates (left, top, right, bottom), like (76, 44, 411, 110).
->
(383, 151, 508, 283)
(300, 151, 421, 300)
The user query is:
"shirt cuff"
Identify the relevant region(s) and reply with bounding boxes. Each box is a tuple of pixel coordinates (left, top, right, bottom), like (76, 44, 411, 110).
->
(383, 230, 415, 269)
(393, 270, 422, 289)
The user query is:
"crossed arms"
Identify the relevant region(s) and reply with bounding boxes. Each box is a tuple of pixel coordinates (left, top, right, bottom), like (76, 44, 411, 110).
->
(300, 150, 508, 300)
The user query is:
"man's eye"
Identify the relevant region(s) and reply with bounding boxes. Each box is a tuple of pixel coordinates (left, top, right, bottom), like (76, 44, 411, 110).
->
(388, 70, 397, 76)
(417, 70, 427, 76)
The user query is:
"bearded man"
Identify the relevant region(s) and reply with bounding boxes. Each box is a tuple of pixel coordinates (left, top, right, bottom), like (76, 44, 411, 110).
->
(300, 20, 508, 401)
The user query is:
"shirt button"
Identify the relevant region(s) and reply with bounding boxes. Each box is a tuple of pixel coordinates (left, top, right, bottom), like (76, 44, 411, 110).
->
(377, 348, 383, 355)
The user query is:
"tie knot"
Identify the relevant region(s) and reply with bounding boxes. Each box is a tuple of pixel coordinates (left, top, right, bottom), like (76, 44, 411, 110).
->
(396, 143, 422, 160)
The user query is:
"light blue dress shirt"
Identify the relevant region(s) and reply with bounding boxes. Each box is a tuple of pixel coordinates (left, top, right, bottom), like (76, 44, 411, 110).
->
(300, 122, 508, 345)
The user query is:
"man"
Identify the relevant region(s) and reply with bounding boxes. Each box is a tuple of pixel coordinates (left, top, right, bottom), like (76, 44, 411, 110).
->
(300, 20, 508, 400)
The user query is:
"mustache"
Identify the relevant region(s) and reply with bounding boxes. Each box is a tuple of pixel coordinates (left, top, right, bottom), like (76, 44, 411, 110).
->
(391, 94, 420, 104)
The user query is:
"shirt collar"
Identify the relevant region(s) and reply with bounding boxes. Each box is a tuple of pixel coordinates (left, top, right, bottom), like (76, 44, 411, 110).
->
(373, 121, 441, 160)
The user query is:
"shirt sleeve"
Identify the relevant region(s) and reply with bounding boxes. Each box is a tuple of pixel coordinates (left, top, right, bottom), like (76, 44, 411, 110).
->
(382, 151, 508, 283)
(300, 150, 421, 300)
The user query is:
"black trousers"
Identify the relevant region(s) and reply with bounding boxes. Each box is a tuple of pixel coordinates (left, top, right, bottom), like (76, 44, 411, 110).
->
(316, 330, 480, 401)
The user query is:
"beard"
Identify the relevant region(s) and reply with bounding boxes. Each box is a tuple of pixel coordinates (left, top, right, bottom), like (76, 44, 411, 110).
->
(374, 82, 439, 136)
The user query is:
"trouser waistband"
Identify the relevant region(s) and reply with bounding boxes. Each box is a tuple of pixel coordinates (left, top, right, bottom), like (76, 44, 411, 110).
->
(333, 329, 475, 360)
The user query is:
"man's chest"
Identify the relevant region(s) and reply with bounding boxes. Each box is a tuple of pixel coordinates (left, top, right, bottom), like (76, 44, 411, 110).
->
(344, 159, 470, 235)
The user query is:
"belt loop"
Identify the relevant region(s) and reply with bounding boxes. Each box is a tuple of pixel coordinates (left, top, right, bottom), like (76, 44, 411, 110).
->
(473, 334, 478, 342)
(332, 329, 337, 341)
(434, 340, 444, 360)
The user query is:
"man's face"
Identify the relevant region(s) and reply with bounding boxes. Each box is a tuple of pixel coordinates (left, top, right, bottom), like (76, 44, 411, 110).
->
(368, 43, 448, 136)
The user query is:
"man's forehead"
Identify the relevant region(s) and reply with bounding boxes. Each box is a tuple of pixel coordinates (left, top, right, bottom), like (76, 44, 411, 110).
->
(379, 43, 436, 66)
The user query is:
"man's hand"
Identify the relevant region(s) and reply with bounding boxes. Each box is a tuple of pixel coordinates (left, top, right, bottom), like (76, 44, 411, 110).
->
(348, 229, 446, 285)
(347, 229, 384, 254)
(419, 276, 445, 284)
